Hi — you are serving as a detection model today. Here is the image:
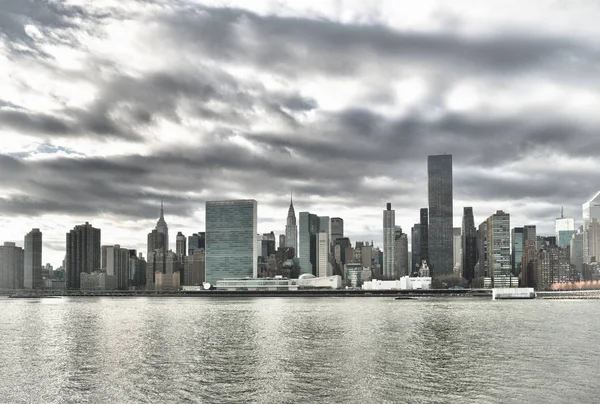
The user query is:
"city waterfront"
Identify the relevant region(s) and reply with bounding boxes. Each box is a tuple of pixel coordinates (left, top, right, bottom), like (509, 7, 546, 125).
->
(1, 297, 599, 403)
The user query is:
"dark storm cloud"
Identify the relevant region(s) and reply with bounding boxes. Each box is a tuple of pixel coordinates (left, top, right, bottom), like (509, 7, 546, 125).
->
(158, 5, 600, 82)
(0, 0, 109, 57)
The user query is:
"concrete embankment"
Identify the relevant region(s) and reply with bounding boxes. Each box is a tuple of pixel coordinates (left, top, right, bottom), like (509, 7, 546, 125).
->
(8, 289, 490, 298)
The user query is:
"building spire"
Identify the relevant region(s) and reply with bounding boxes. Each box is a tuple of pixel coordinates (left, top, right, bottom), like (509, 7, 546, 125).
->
(561, 206, 564, 219)
(160, 198, 164, 219)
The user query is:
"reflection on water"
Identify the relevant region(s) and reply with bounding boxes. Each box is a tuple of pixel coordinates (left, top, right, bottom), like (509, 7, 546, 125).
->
(0, 296, 599, 403)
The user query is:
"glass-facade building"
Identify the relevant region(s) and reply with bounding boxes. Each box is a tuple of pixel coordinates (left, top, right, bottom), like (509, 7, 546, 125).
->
(411, 224, 421, 275)
(461, 207, 477, 282)
(427, 154, 453, 277)
(487, 211, 511, 284)
(299, 212, 328, 275)
(383, 203, 395, 279)
(205, 200, 257, 285)
(511, 227, 523, 277)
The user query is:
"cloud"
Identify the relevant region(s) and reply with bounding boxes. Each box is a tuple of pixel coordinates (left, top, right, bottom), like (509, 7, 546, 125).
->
(1, 0, 600, 266)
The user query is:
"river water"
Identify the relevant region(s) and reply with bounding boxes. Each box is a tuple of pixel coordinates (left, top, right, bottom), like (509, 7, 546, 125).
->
(0, 296, 598, 403)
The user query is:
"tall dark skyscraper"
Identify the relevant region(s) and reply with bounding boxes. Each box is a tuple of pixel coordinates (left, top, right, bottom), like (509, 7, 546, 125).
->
(411, 224, 421, 275)
(66, 222, 101, 289)
(461, 207, 477, 282)
(427, 154, 453, 276)
(331, 218, 344, 244)
(419, 208, 429, 267)
(511, 227, 524, 276)
(24, 228, 43, 289)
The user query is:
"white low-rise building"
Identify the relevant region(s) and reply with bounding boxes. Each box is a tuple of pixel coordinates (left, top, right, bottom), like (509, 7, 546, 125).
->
(363, 276, 432, 290)
(215, 274, 343, 291)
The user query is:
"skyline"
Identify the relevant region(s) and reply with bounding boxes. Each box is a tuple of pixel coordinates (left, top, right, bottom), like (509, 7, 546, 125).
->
(2, 0, 600, 266)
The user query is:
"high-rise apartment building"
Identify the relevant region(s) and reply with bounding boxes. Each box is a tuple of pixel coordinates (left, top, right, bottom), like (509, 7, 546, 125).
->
(383, 203, 395, 279)
(0, 242, 24, 289)
(205, 200, 258, 285)
(427, 154, 453, 277)
(285, 195, 298, 255)
(66, 222, 101, 289)
(486, 211, 511, 286)
(102, 245, 130, 290)
(395, 227, 408, 278)
(461, 207, 477, 282)
(24, 228, 43, 289)
(522, 240, 537, 288)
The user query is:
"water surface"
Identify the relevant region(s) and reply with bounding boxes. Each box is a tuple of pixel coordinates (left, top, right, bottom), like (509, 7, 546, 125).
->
(0, 296, 598, 403)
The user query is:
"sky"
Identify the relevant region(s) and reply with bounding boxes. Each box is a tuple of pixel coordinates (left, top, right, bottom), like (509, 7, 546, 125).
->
(1, 0, 600, 267)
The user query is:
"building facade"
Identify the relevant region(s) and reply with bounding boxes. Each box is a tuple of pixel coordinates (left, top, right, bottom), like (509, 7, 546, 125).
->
(486, 211, 512, 286)
(66, 222, 101, 289)
(24, 228, 43, 289)
(419, 208, 429, 268)
(411, 224, 421, 275)
(0, 242, 24, 289)
(383, 203, 395, 279)
(511, 227, 524, 277)
(582, 191, 600, 264)
(461, 207, 477, 282)
(299, 212, 328, 275)
(331, 218, 344, 245)
(176, 232, 186, 260)
(102, 245, 131, 290)
(205, 200, 258, 285)
(188, 232, 205, 255)
(395, 228, 409, 278)
(285, 196, 298, 254)
(427, 154, 453, 277)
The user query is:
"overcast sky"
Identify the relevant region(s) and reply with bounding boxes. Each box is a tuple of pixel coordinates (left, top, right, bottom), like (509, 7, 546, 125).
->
(1, 0, 600, 267)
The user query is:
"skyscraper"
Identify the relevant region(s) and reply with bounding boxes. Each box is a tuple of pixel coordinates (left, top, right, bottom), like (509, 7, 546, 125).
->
(555, 207, 575, 239)
(419, 208, 429, 268)
(411, 224, 421, 275)
(317, 232, 329, 277)
(452, 227, 462, 277)
(582, 191, 600, 264)
(461, 207, 477, 282)
(66, 222, 101, 289)
(523, 225, 537, 248)
(24, 228, 43, 289)
(156, 200, 169, 250)
(285, 194, 298, 255)
(395, 227, 408, 278)
(383, 203, 395, 280)
(427, 154, 453, 277)
(486, 211, 511, 286)
(102, 244, 130, 290)
(511, 227, 524, 277)
(331, 218, 344, 245)
(176, 232, 186, 259)
(205, 200, 257, 285)
(188, 232, 205, 255)
(297, 213, 330, 276)
(148, 201, 169, 258)
(0, 242, 24, 289)
(570, 232, 584, 278)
